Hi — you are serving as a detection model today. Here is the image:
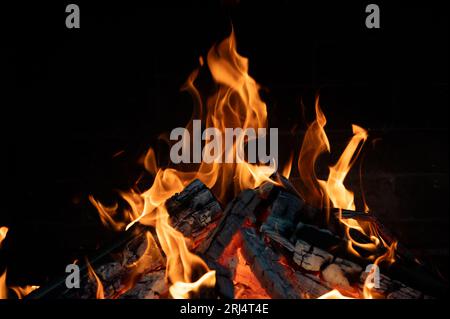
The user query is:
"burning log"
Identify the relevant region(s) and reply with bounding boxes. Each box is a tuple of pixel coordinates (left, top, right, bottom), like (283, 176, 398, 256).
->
(28, 180, 228, 299)
(240, 227, 341, 298)
(293, 240, 333, 272)
(197, 183, 274, 260)
(240, 227, 304, 298)
(166, 179, 223, 246)
(261, 190, 304, 240)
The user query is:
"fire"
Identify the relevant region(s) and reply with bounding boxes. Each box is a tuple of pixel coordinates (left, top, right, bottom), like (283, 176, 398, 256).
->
(363, 241, 397, 299)
(169, 271, 216, 299)
(0, 227, 8, 299)
(10, 285, 40, 299)
(0, 226, 39, 299)
(298, 101, 398, 299)
(87, 29, 397, 300)
(91, 31, 277, 298)
(0, 226, 7, 248)
(86, 259, 105, 299)
(297, 98, 391, 261)
(317, 289, 354, 299)
(297, 98, 330, 210)
(318, 289, 353, 299)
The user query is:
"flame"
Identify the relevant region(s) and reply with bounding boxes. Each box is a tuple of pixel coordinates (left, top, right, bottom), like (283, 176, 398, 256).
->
(317, 124, 381, 258)
(86, 259, 105, 299)
(0, 269, 7, 299)
(363, 241, 397, 299)
(169, 270, 216, 299)
(297, 98, 330, 209)
(10, 285, 40, 299)
(90, 31, 277, 298)
(114, 231, 164, 298)
(0, 227, 8, 299)
(0, 227, 8, 248)
(318, 289, 353, 299)
(281, 152, 294, 179)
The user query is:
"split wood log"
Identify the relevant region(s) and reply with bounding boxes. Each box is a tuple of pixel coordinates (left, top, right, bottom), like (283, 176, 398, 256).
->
(293, 239, 333, 272)
(197, 183, 275, 260)
(240, 227, 304, 298)
(166, 179, 223, 246)
(119, 270, 167, 299)
(241, 227, 342, 298)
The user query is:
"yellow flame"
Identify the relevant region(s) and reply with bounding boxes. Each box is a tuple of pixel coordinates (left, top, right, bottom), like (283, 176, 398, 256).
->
(170, 270, 216, 299)
(0, 227, 8, 248)
(318, 289, 354, 299)
(90, 31, 279, 298)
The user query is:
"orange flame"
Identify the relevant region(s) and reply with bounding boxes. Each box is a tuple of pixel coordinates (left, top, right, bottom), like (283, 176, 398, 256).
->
(10, 285, 40, 299)
(86, 259, 105, 299)
(0, 227, 7, 248)
(0, 227, 8, 299)
(363, 241, 397, 299)
(297, 98, 330, 209)
(90, 31, 278, 298)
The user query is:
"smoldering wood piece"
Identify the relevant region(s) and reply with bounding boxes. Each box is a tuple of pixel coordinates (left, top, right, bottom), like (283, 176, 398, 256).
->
(240, 227, 303, 299)
(293, 239, 333, 272)
(260, 190, 304, 240)
(75, 230, 166, 299)
(166, 179, 223, 241)
(197, 187, 269, 260)
(119, 270, 168, 299)
(387, 282, 423, 299)
(26, 223, 150, 299)
(338, 209, 446, 296)
(241, 227, 336, 299)
(359, 268, 426, 299)
(203, 257, 234, 299)
(294, 222, 343, 252)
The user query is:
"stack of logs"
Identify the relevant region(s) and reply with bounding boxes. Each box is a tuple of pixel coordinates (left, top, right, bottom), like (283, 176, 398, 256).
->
(27, 177, 446, 299)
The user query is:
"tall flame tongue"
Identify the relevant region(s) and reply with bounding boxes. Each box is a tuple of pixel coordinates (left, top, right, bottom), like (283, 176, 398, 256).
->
(297, 98, 330, 209)
(300, 100, 397, 299)
(92, 31, 277, 298)
(317, 124, 382, 258)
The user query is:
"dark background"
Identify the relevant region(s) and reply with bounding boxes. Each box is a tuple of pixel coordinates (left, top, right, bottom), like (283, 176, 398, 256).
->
(2, 0, 448, 288)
